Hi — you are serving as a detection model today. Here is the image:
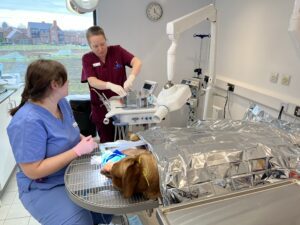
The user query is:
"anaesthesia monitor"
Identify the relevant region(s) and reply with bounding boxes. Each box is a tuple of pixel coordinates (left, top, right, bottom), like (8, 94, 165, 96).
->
(142, 80, 157, 95)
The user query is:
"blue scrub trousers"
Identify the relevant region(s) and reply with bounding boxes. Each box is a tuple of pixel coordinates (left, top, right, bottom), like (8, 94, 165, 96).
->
(20, 185, 112, 225)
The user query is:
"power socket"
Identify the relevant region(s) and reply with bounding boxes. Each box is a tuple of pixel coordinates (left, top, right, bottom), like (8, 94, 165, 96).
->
(281, 74, 291, 86)
(295, 106, 300, 117)
(270, 72, 279, 83)
(227, 83, 235, 92)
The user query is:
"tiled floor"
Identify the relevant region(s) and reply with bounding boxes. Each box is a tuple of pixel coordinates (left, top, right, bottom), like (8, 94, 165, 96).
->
(0, 171, 39, 225)
(0, 170, 159, 225)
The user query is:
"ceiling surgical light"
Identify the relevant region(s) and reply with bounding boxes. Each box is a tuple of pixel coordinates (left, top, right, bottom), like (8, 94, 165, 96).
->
(66, 0, 99, 14)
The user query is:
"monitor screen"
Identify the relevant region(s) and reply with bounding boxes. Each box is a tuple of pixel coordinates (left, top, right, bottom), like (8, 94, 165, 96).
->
(143, 83, 152, 90)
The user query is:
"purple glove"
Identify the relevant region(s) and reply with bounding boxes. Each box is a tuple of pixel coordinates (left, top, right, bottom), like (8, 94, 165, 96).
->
(73, 135, 97, 156)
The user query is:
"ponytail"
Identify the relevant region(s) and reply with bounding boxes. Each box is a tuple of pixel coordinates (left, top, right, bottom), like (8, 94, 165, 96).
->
(9, 87, 30, 116)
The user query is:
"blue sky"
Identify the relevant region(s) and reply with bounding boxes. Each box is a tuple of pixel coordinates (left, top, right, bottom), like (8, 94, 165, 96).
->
(0, 0, 68, 14)
(0, 0, 93, 30)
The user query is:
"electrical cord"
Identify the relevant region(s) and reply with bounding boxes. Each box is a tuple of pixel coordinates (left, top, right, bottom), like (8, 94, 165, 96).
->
(212, 93, 228, 119)
(278, 106, 284, 120)
(223, 91, 229, 119)
(227, 91, 232, 119)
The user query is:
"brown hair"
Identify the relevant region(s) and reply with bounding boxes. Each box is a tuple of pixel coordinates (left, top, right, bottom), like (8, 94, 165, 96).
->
(86, 26, 106, 42)
(9, 59, 68, 116)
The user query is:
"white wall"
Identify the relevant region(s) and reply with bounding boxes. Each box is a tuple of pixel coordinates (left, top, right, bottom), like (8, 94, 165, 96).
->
(214, 0, 300, 121)
(96, 0, 212, 126)
(96, 0, 300, 125)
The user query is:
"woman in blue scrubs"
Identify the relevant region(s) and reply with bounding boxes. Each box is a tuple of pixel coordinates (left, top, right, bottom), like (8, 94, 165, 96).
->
(7, 59, 112, 225)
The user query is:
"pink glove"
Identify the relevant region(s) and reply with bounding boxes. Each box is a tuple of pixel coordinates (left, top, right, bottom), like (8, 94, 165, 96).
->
(73, 135, 97, 156)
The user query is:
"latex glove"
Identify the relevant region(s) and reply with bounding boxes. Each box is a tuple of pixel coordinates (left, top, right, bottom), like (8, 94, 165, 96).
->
(123, 74, 135, 92)
(73, 135, 97, 156)
(106, 82, 127, 97)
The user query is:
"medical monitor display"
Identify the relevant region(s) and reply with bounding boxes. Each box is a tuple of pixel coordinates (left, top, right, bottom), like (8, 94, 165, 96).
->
(142, 80, 157, 94)
(143, 83, 152, 90)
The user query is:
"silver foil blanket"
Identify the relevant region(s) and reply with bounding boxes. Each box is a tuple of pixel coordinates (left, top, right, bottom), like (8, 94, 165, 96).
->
(138, 119, 300, 206)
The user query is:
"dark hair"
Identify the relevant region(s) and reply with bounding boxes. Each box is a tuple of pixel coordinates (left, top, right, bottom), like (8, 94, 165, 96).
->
(9, 59, 68, 116)
(86, 26, 106, 42)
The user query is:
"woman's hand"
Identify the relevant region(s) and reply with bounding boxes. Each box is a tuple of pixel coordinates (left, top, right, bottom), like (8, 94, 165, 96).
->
(106, 82, 127, 97)
(73, 135, 97, 156)
(123, 74, 136, 92)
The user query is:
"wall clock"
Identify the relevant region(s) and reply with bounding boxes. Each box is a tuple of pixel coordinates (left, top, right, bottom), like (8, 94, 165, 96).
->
(146, 2, 163, 22)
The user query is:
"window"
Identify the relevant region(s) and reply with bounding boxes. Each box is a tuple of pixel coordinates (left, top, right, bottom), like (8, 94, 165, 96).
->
(0, 0, 94, 94)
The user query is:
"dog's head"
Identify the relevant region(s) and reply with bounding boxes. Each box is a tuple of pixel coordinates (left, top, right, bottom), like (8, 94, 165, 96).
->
(110, 152, 161, 199)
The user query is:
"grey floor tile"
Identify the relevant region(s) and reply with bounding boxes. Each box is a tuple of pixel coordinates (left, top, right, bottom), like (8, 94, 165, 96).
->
(4, 178, 17, 193)
(28, 217, 40, 225)
(3, 217, 30, 225)
(6, 203, 30, 220)
(0, 192, 17, 206)
(0, 206, 10, 220)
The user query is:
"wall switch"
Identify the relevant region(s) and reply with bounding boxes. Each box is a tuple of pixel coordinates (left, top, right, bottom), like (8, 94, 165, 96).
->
(270, 72, 279, 83)
(281, 74, 291, 86)
(295, 106, 300, 117)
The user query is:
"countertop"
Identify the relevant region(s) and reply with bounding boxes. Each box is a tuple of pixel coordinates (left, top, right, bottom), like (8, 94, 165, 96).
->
(0, 83, 24, 104)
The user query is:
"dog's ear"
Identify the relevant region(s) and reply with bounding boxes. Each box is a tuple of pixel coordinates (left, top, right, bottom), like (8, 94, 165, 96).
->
(122, 158, 140, 198)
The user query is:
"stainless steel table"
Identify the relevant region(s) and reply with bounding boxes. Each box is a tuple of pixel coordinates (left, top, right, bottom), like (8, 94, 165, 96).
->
(64, 150, 159, 215)
(156, 180, 300, 225)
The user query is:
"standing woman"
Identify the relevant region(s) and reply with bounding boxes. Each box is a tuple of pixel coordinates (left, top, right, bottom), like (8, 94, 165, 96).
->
(82, 26, 142, 143)
(7, 59, 112, 225)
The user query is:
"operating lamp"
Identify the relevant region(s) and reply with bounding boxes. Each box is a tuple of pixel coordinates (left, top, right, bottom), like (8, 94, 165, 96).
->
(66, 0, 99, 14)
(153, 4, 217, 122)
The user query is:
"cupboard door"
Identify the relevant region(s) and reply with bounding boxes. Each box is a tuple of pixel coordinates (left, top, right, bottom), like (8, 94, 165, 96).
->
(0, 97, 16, 191)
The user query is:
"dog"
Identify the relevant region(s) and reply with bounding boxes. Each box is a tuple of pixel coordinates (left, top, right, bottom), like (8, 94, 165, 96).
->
(101, 149, 161, 200)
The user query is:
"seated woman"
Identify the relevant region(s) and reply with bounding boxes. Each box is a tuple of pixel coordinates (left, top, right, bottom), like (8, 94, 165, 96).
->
(7, 59, 112, 225)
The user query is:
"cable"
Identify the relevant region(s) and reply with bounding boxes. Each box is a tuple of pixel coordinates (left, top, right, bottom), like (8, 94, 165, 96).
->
(278, 106, 284, 120)
(193, 34, 210, 77)
(227, 91, 232, 119)
(223, 91, 229, 119)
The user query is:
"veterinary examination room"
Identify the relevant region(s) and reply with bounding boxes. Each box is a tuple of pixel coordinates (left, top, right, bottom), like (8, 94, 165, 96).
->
(1, 0, 300, 224)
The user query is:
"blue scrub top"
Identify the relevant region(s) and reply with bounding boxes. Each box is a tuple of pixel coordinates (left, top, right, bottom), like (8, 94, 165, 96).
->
(7, 98, 80, 193)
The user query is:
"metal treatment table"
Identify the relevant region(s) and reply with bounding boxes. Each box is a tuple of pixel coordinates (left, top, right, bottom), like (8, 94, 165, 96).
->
(64, 149, 159, 215)
(156, 180, 300, 225)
